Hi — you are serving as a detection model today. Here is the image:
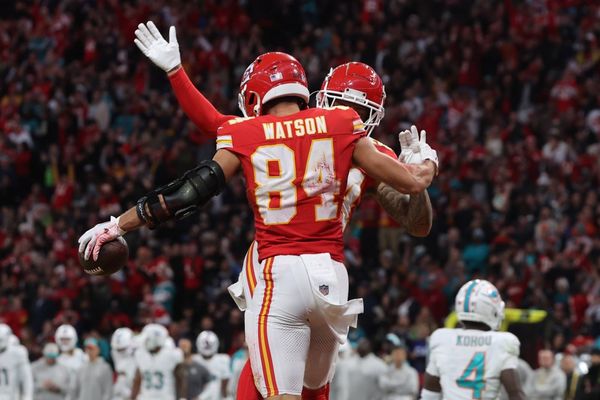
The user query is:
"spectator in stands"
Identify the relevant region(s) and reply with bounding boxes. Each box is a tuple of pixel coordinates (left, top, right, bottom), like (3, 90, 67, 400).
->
(72, 338, 113, 400)
(527, 349, 567, 400)
(0, 0, 599, 380)
(347, 338, 388, 400)
(575, 348, 600, 400)
(379, 334, 419, 400)
(561, 354, 581, 400)
(32, 343, 71, 400)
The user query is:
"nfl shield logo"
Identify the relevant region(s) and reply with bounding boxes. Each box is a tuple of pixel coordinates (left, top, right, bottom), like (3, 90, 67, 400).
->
(319, 285, 329, 296)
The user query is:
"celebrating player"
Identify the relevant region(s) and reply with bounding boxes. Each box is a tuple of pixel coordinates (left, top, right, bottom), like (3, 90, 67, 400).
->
(80, 50, 437, 399)
(194, 330, 232, 400)
(131, 324, 183, 400)
(111, 327, 137, 400)
(0, 324, 33, 400)
(420, 280, 526, 400)
(133, 20, 433, 238)
(133, 21, 434, 400)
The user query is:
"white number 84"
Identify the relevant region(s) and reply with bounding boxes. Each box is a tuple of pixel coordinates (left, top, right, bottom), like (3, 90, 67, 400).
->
(251, 139, 339, 225)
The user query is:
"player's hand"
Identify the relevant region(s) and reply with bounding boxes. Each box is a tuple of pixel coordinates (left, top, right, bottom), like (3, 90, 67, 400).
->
(134, 21, 181, 73)
(78, 216, 125, 261)
(398, 125, 421, 164)
(399, 125, 439, 171)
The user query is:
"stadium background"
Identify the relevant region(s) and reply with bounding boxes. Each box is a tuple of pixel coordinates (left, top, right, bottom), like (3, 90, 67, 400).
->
(1, 0, 599, 381)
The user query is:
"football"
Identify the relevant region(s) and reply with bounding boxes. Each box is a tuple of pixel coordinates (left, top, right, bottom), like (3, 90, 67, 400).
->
(78, 236, 129, 276)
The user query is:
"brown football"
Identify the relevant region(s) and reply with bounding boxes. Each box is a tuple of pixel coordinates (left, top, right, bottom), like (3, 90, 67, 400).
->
(78, 236, 129, 276)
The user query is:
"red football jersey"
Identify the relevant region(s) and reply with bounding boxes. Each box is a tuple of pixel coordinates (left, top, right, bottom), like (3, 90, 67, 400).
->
(340, 138, 399, 229)
(216, 106, 367, 262)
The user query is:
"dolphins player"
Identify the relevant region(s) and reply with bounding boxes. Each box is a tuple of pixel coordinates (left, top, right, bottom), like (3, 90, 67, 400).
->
(111, 327, 137, 400)
(131, 324, 183, 400)
(0, 324, 33, 400)
(194, 330, 231, 400)
(420, 280, 526, 400)
(55, 324, 88, 372)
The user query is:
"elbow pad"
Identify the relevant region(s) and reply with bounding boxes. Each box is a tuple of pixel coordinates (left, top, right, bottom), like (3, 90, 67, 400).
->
(420, 389, 442, 400)
(136, 160, 226, 228)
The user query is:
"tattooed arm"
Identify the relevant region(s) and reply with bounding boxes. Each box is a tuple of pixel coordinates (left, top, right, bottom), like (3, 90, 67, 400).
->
(376, 183, 432, 237)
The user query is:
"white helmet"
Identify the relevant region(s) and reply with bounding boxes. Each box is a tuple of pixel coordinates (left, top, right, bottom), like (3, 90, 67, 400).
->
(142, 324, 168, 352)
(111, 327, 134, 353)
(455, 279, 505, 331)
(196, 330, 219, 357)
(55, 324, 78, 352)
(9, 334, 20, 346)
(0, 324, 12, 351)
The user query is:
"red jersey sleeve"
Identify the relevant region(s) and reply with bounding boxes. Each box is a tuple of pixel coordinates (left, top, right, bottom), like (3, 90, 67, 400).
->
(169, 67, 235, 138)
(358, 138, 398, 190)
(370, 138, 398, 159)
(333, 106, 368, 137)
(215, 117, 255, 153)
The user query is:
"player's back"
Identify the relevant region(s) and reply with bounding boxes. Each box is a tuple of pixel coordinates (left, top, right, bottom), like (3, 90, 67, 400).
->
(135, 346, 183, 400)
(427, 328, 520, 400)
(216, 106, 366, 262)
(0, 346, 29, 399)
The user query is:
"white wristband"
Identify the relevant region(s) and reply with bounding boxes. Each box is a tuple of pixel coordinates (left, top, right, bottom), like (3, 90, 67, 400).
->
(111, 216, 126, 236)
(420, 388, 442, 400)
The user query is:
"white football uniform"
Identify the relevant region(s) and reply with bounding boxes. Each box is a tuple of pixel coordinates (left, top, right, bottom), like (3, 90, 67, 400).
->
(57, 348, 88, 372)
(135, 346, 183, 400)
(194, 353, 231, 400)
(426, 328, 520, 400)
(225, 137, 396, 397)
(112, 354, 137, 400)
(0, 346, 33, 400)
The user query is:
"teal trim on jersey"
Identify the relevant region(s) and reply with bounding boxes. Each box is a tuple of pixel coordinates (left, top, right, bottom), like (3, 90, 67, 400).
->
(464, 281, 478, 312)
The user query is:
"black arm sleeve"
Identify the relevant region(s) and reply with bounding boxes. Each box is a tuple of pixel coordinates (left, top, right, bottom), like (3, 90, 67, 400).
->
(136, 160, 226, 228)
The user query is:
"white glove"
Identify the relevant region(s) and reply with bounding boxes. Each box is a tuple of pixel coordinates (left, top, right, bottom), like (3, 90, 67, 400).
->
(398, 125, 439, 170)
(134, 21, 181, 72)
(78, 216, 125, 261)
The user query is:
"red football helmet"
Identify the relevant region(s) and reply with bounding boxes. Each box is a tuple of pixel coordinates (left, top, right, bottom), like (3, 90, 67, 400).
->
(316, 62, 385, 135)
(238, 52, 310, 117)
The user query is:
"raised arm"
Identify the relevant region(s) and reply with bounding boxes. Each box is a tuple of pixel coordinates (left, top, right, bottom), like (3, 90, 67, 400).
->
(78, 150, 240, 261)
(374, 127, 434, 236)
(168, 67, 235, 136)
(134, 21, 234, 136)
(353, 137, 436, 195)
(376, 184, 432, 236)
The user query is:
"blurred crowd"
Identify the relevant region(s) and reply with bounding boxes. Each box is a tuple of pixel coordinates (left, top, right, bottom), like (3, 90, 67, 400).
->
(1, 0, 600, 393)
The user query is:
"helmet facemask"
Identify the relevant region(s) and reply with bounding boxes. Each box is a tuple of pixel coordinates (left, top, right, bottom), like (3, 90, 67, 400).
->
(316, 68, 385, 136)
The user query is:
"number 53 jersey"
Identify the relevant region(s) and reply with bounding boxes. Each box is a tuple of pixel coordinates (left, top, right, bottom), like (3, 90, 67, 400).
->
(216, 106, 366, 262)
(426, 328, 520, 400)
(134, 346, 184, 400)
